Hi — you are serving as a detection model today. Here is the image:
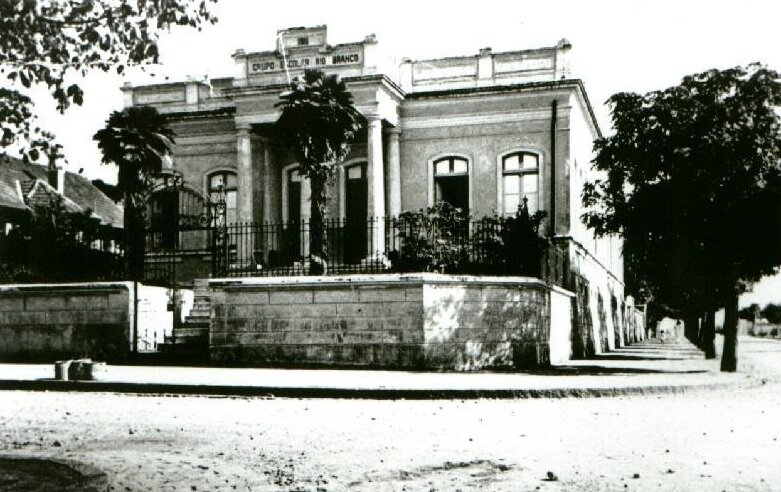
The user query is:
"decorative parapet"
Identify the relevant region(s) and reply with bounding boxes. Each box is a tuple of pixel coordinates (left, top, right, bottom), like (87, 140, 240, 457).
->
(399, 39, 572, 93)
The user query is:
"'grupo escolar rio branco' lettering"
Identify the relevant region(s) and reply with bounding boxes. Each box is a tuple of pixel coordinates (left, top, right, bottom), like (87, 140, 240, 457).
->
(251, 52, 361, 73)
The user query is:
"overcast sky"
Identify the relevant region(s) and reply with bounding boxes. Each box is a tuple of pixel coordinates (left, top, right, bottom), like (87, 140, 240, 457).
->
(23, 0, 781, 304)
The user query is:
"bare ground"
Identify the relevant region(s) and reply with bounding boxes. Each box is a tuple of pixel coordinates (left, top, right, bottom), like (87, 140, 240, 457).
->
(1, 338, 780, 491)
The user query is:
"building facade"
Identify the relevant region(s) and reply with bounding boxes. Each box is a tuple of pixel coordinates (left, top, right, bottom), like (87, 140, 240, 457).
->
(125, 26, 631, 353)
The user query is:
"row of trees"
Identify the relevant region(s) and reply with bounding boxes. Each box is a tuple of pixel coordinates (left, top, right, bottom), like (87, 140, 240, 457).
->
(740, 303, 781, 324)
(584, 64, 781, 371)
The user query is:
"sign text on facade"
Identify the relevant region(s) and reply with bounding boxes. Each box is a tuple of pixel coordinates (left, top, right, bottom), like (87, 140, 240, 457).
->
(251, 51, 362, 73)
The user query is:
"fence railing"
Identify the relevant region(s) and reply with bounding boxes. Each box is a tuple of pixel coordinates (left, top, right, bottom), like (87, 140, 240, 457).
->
(0, 227, 125, 283)
(217, 216, 567, 286)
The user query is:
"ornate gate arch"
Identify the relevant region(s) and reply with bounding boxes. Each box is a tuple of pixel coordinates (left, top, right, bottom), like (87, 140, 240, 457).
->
(143, 171, 227, 287)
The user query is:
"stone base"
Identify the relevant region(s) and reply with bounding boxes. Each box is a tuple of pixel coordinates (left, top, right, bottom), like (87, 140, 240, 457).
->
(209, 274, 575, 370)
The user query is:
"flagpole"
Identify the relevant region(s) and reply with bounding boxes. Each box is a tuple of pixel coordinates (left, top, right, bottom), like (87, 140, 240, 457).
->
(277, 32, 292, 85)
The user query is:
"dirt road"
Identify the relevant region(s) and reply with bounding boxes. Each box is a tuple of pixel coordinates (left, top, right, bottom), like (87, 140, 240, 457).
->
(1, 338, 780, 491)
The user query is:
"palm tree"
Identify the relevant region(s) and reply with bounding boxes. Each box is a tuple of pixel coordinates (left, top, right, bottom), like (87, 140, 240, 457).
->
(93, 106, 175, 280)
(275, 69, 362, 275)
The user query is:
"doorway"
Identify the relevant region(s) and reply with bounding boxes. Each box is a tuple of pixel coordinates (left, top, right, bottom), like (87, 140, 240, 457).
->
(344, 163, 368, 263)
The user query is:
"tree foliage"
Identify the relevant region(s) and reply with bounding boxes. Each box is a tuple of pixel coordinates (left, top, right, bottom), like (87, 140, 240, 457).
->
(390, 201, 549, 276)
(93, 106, 175, 279)
(0, 0, 217, 161)
(582, 63, 781, 371)
(275, 69, 362, 274)
(94, 106, 175, 206)
(275, 69, 362, 180)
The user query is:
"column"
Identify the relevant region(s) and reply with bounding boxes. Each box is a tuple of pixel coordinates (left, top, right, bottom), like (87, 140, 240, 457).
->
(384, 127, 401, 218)
(236, 124, 254, 222)
(366, 114, 385, 256)
(259, 137, 273, 224)
(236, 124, 254, 265)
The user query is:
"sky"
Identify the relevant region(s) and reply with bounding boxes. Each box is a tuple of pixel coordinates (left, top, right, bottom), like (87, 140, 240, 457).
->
(18, 0, 781, 305)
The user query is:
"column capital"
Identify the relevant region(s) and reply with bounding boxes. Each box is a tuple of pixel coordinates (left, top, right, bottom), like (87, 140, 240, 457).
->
(365, 113, 382, 125)
(236, 123, 252, 134)
(383, 126, 401, 138)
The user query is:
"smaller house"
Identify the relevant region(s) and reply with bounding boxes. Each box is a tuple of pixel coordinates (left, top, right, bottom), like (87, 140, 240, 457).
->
(0, 154, 123, 229)
(0, 155, 124, 281)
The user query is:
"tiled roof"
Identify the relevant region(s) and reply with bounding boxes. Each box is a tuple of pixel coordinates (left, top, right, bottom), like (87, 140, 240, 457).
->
(0, 155, 123, 228)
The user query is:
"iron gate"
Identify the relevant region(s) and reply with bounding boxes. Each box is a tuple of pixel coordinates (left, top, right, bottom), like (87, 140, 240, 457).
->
(142, 172, 227, 288)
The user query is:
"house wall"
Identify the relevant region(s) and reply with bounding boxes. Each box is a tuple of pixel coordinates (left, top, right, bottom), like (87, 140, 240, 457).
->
(209, 274, 574, 369)
(567, 240, 633, 355)
(398, 89, 569, 219)
(0, 282, 172, 360)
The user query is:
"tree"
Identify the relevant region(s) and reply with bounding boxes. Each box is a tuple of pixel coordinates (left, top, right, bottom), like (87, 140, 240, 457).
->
(762, 304, 781, 324)
(1, 0, 216, 162)
(94, 106, 175, 280)
(583, 63, 781, 372)
(275, 69, 362, 275)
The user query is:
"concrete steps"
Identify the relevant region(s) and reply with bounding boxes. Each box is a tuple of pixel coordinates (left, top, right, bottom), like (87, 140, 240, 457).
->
(160, 279, 211, 359)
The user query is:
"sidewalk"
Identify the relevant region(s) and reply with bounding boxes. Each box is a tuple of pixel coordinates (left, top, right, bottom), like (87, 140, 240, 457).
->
(0, 338, 760, 399)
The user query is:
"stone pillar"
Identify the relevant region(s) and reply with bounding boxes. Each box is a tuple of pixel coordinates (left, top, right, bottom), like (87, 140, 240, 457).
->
(236, 124, 254, 264)
(259, 137, 273, 224)
(384, 127, 401, 217)
(236, 124, 253, 222)
(366, 114, 385, 255)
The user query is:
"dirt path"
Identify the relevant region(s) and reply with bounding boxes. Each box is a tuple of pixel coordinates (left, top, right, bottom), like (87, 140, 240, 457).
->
(1, 338, 780, 491)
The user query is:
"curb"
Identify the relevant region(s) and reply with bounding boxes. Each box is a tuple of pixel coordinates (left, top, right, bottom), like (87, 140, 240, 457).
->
(0, 376, 760, 400)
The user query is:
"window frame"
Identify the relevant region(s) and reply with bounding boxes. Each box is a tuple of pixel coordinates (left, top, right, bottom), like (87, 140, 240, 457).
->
(206, 169, 238, 225)
(427, 153, 473, 214)
(496, 150, 543, 216)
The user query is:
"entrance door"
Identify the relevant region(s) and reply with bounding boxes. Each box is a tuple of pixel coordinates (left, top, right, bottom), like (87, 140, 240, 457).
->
(284, 169, 302, 264)
(344, 163, 368, 263)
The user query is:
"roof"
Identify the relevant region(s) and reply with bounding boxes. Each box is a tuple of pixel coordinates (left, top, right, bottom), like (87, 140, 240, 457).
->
(0, 155, 124, 228)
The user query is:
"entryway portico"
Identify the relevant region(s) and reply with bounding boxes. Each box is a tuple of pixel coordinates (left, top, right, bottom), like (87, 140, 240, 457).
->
(229, 73, 403, 259)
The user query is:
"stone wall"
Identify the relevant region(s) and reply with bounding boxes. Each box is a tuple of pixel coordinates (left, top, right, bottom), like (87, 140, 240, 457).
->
(0, 282, 172, 360)
(209, 274, 575, 370)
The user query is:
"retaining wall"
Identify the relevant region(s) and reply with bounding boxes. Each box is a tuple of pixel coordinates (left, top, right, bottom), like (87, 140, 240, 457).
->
(0, 282, 171, 360)
(209, 274, 575, 370)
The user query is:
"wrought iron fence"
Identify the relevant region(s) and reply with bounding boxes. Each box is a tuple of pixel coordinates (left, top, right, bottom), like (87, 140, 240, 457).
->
(0, 225, 125, 283)
(217, 216, 567, 286)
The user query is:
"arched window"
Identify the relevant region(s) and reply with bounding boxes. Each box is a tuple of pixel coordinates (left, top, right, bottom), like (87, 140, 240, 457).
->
(208, 171, 237, 225)
(501, 152, 539, 215)
(432, 156, 469, 214)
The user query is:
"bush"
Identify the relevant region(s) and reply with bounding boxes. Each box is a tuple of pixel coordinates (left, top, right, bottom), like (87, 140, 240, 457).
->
(390, 203, 470, 273)
(388, 200, 550, 277)
(472, 203, 548, 276)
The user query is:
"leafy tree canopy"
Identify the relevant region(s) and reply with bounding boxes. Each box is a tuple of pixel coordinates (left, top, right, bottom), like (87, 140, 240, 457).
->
(274, 69, 362, 274)
(93, 105, 174, 279)
(275, 69, 362, 181)
(0, 0, 217, 162)
(583, 63, 781, 313)
(93, 106, 174, 207)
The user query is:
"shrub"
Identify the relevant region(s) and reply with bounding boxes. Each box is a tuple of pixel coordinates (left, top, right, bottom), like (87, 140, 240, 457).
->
(388, 199, 550, 277)
(472, 202, 548, 276)
(390, 203, 470, 273)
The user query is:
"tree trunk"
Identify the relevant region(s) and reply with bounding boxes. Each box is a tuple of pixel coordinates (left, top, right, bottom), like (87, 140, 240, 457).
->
(700, 310, 717, 359)
(720, 293, 740, 372)
(308, 174, 328, 276)
(123, 190, 146, 282)
(683, 314, 699, 343)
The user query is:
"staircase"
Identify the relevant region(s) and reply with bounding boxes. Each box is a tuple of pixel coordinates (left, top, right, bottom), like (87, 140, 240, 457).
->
(160, 278, 211, 361)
